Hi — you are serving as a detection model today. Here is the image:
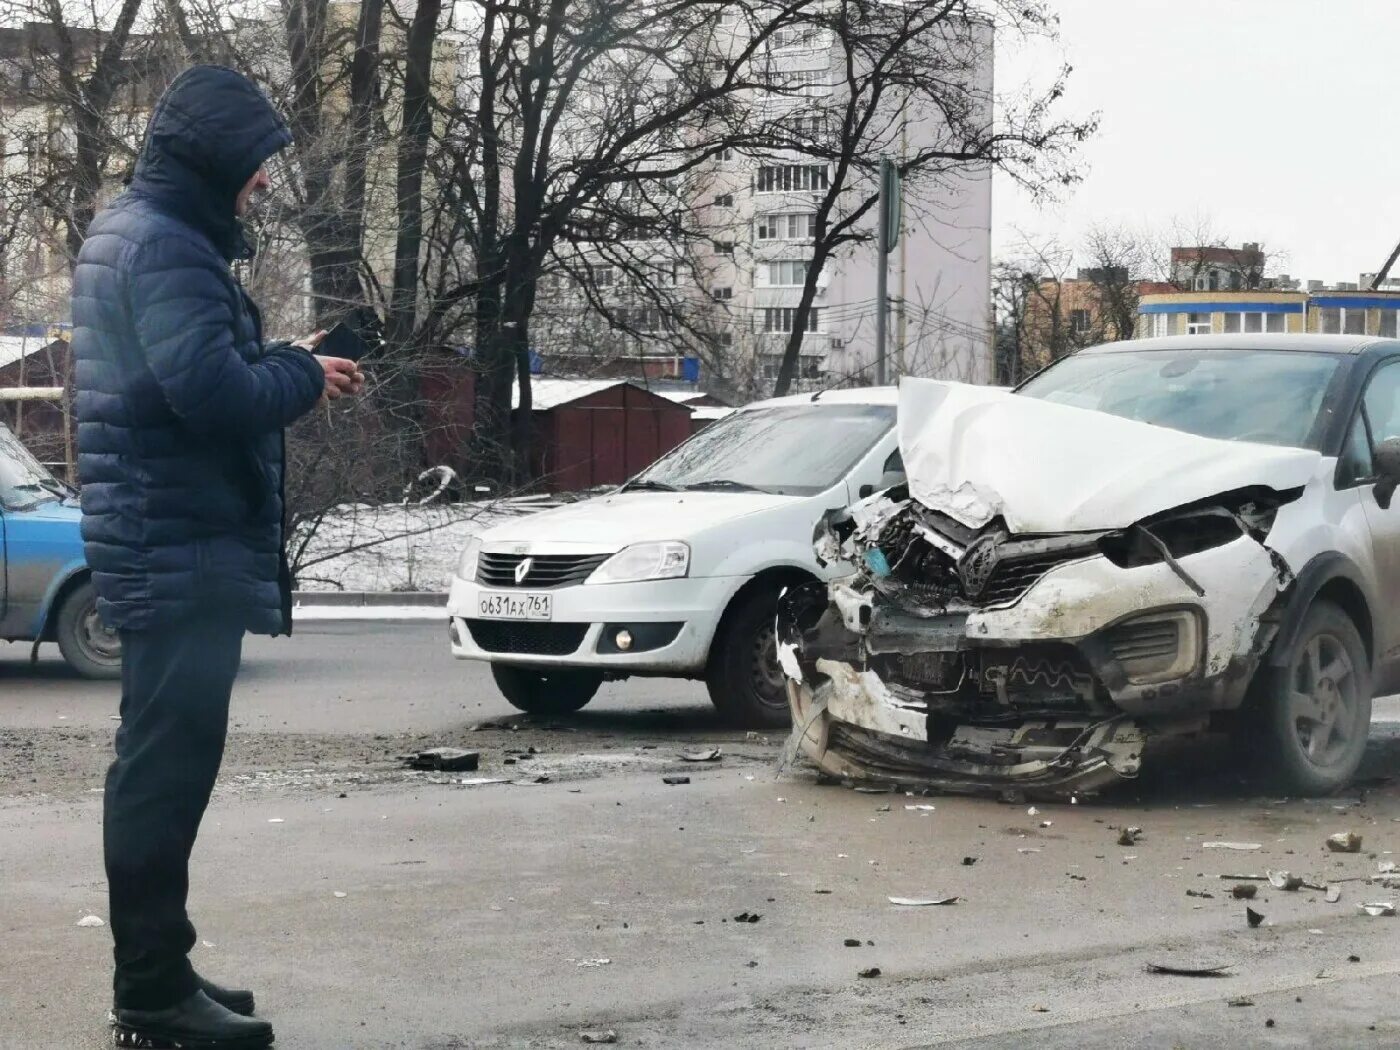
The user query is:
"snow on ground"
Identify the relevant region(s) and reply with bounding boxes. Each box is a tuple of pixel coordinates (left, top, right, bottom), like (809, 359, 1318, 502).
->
(292, 494, 578, 594)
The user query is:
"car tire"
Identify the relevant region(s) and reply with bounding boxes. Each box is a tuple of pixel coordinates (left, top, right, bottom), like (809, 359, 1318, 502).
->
(705, 588, 792, 729)
(55, 581, 122, 680)
(491, 664, 602, 716)
(1251, 600, 1371, 796)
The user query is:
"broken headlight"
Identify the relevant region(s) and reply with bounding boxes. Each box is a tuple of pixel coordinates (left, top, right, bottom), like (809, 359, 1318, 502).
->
(1101, 609, 1202, 685)
(1098, 509, 1244, 568)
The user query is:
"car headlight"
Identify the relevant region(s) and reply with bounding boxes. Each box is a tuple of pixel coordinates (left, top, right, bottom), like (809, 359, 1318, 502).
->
(456, 536, 483, 581)
(588, 541, 690, 585)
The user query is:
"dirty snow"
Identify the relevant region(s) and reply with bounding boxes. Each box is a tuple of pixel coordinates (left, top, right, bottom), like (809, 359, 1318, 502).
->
(291, 495, 575, 593)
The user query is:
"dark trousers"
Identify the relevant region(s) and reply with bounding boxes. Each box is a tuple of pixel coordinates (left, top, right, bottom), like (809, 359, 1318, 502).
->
(104, 616, 245, 1010)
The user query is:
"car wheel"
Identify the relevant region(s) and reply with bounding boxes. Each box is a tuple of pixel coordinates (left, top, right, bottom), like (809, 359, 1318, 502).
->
(491, 664, 602, 716)
(55, 581, 122, 680)
(706, 588, 792, 729)
(1253, 600, 1371, 795)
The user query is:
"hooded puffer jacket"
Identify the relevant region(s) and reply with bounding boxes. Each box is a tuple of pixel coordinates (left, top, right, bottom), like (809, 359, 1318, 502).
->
(74, 65, 324, 635)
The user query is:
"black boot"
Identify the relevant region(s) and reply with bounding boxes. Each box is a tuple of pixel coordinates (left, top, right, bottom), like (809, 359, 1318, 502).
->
(111, 990, 274, 1049)
(198, 975, 256, 1017)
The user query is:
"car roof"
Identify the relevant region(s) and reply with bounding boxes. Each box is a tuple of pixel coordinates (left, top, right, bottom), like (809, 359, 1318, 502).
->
(1082, 334, 1398, 356)
(743, 386, 900, 411)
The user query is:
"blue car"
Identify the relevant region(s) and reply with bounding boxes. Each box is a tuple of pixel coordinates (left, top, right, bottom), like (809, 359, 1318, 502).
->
(0, 421, 120, 678)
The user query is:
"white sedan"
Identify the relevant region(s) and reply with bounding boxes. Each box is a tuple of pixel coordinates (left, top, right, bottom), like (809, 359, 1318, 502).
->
(448, 388, 904, 726)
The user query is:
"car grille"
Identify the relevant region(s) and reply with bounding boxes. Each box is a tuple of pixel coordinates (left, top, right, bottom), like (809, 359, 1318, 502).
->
(465, 621, 589, 656)
(478, 553, 610, 589)
(976, 553, 1083, 607)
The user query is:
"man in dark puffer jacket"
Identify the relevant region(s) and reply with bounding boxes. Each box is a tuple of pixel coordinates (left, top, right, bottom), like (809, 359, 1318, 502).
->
(74, 65, 361, 1048)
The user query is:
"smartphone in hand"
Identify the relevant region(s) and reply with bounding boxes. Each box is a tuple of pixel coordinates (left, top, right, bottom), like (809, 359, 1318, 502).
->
(319, 308, 384, 363)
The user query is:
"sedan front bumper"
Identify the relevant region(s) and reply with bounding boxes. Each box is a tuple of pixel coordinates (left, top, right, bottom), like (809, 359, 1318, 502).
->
(446, 573, 744, 674)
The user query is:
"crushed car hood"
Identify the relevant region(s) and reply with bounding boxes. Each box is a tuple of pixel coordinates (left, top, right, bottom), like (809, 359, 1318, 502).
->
(898, 379, 1323, 533)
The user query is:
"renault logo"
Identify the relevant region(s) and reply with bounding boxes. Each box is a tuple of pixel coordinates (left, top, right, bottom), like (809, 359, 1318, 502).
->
(514, 557, 534, 585)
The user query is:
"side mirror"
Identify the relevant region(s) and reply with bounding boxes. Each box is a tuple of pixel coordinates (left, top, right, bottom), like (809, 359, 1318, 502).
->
(1374, 438, 1400, 509)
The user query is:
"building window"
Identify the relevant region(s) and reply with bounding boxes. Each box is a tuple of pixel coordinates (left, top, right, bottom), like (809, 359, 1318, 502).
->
(717, 147, 734, 161)
(712, 286, 733, 301)
(714, 240, 735, 256)
(756, 213, 816, 241)
(1069, 309, 1091, 335)
(784, 114, 827, 140)
(756, 164, 829, 193)
(1380, 311, 1399, 339)
(772, 24, 827, 49)
(650, 261, 680, 286)
(764, 307, 821, 333)
(1186, 312, 1211, 336)
(614, 306, 671, 333)
(715, 330, 734, 347)
(1150, 313, 1172, 338)
(1222, 311, 1285, 334)
(1320, 307, 1367, 335)
(714, 193, 734, 208)
(760, 259, 809, 286)
(591, 264, 615, 288)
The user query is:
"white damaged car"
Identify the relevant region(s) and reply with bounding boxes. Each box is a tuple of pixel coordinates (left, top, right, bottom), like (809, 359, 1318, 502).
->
(782, 334, 1400, 797)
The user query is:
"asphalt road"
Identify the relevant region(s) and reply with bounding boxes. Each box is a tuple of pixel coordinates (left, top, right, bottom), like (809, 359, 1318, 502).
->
(3, 622, 1399, 1049)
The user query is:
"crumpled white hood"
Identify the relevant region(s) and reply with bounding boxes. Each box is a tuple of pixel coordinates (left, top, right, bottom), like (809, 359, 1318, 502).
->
(898, 379, 1323, 533)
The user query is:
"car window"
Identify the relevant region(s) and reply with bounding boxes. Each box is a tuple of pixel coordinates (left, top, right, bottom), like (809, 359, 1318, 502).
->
(1363, 361, 1400, 444)
(633, 403, 895, 497)
(0, 423, 62, 509)
(1339, 412, 1374, 485)
(1018, 349, 1341, 450)
(882, 449, 904, 475)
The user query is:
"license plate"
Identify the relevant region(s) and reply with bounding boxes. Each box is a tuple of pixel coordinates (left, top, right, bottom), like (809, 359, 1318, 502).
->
(477, 592, 552, 621)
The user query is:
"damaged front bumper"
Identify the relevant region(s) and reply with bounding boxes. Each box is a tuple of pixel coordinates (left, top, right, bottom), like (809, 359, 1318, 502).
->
(787, 659, 1170, 794)
(782, 493, 1296, 796)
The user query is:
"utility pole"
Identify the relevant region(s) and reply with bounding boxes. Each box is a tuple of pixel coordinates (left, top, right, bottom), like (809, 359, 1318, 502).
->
(874, 158, 900, 387)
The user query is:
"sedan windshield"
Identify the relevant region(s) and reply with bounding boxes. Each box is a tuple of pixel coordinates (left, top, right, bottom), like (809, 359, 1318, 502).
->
(633, 403, 895, 496)
(1017, 349, 1341, 450)
(0, 423, 63, 508)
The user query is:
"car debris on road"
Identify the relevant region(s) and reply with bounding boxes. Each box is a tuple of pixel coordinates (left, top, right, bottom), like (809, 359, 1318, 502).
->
(1145, 961, 1231, 977)
(403, 747, 480, 772)
(1326, 831, 1363, 853)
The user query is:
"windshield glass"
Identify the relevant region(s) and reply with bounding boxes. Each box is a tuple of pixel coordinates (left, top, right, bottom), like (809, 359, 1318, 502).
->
(634, 402, 895, 496)
(1017, 349, 1341, 450)
(0, 423, 62, 508)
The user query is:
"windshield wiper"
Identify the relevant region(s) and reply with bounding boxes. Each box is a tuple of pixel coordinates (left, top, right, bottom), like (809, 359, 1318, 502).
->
(684, 478, 767, 493)
(621, 478, 679, 492)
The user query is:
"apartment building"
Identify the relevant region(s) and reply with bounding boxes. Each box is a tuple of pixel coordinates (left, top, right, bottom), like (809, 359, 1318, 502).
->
(535, 14, 994, 397)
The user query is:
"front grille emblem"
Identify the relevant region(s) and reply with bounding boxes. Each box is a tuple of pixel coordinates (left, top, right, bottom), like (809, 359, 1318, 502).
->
(514, 557, 534, 585)
(957, 534, 1001, 598)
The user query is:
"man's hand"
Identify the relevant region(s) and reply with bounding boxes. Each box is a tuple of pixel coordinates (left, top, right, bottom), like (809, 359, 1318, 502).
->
(316, 355, 365, 401)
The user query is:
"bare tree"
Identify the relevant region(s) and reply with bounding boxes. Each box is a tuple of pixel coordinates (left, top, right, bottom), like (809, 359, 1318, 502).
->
(767, 0, 1096, 396)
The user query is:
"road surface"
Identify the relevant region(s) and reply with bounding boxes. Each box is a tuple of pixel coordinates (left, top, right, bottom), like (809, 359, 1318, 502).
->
(3, 622, 1398, 1048)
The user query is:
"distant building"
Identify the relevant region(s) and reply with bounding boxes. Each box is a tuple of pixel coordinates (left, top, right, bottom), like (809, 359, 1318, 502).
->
(1138, 285, 1400, 339)
(1018, 270, 1172, 370)
(1169, 243, 1267, 292)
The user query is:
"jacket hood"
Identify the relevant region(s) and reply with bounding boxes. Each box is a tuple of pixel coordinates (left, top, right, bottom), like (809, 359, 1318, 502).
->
(130, 65, 292, 259)
(897, 379, 1323, 534)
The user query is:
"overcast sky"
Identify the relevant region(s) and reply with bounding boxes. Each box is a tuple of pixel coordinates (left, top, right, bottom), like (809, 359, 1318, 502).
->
(994, 0, 1399, 285)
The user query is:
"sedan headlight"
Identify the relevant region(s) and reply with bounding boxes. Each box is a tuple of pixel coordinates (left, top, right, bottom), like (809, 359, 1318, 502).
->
(456, 536, 483, 581)
(588, 541, 690, 585)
